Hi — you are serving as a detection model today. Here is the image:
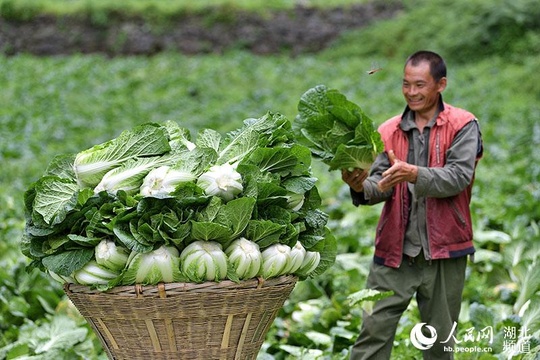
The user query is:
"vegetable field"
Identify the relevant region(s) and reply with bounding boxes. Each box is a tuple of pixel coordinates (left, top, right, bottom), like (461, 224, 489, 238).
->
(1, 0, 540, 359)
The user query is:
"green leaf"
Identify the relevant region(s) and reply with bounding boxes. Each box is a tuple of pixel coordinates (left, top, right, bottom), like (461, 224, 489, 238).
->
(348, 288, 394, 315)
(216, 197, 256, 240)
(294, 84, 383, 171)
(113, 222, 153, 253)
(217, 112, 290, 165)
(304, 227, 337, 278)
(73, 122, 171, 188)
(246, 220, 287, 247)
(521, 296, 540, 334)
(281, 176, 317, 194)
(45, 154, 76, 180)
(22, 315, 88, 355)
(246, 147, 299, 176)
(329, 144, 378, 171)
(190, 221, 232, 243)
(41, 248, 94, 276)
(514, 263, 540, 313)
(33, 176, 79, 225)
(196, 128, 222, 153)
(469, 302, 495, 329)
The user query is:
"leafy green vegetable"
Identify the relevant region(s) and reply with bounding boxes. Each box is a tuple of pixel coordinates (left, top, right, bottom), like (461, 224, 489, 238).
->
(261, 243, 292, 278)
(294, 84, 384, 171)
(95, 239, 129, 271)
(180, 241, 228, 282)
(225, 237, 263, 280)
(22, 112, 337, 289)
(197, 163, 243, 201)
(347, 289, 394, 315)
(73, 123, 171, 189)
(72, 260, 120, 285)
(122, 245, 182, 285)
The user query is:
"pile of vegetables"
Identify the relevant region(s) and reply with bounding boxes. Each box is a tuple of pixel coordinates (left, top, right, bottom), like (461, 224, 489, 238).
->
(294, 84, 384, 171)
(22, 112, 336, 289)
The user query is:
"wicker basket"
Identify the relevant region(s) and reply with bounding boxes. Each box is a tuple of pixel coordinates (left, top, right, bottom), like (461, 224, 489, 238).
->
(64, 275, 297, 360)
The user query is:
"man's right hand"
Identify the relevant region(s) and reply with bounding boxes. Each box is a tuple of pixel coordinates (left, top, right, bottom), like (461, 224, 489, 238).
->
(341, 168, 369, 193)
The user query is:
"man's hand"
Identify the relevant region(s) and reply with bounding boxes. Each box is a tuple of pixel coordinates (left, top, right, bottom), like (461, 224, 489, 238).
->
(378, 150, 418, 192)
(342, 168, 369, 193)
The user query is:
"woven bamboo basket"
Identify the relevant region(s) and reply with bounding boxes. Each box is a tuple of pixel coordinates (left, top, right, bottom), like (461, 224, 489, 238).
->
(64, 275, 297, 360)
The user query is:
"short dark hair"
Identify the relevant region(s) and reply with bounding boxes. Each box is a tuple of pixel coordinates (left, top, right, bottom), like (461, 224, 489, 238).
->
(405, 51, 447, 82)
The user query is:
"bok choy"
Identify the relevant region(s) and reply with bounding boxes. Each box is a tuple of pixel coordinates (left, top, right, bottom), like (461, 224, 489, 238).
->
(22, 111, 337, 290)
(294, 84, 384, 171)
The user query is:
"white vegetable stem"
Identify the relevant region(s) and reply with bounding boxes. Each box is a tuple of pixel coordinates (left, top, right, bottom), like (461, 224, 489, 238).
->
(261, 243, 291, 279)
(197, 163, 243, 201)
(180, 241, 228, 282)
(124, 245, 181, 284)
(140, 165, 196, 198)
(285, 241, 306, 274)
(73, 260, 119, 285)
(296, 250, 321, 276)
(225, 237, 263, 280)
(95, 239, 129, 271)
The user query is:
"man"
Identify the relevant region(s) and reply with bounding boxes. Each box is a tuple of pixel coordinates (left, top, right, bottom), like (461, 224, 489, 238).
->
(342, 50, 483, 359)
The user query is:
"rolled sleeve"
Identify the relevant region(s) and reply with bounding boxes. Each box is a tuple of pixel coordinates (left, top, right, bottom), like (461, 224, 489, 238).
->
(350, 152, 393, 206)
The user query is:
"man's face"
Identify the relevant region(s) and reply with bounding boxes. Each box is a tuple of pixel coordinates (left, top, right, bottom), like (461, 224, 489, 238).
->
(402, 61, 446, 116)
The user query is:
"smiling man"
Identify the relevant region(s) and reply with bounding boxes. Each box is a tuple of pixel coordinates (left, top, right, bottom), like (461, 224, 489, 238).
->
(342, 51, 484, 359)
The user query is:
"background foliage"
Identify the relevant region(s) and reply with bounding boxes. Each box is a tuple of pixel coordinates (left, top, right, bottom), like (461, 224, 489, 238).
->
(1, 0, 539, 359)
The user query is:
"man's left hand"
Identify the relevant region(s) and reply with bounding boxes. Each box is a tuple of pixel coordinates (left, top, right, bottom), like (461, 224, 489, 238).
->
(378, 150, 418, 192)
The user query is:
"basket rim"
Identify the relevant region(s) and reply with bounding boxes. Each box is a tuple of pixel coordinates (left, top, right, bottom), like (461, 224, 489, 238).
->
(64, 275, 298, 298)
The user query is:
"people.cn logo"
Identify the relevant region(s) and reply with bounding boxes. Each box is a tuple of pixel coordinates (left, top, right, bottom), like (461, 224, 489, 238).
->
(410, 323, 438, 350)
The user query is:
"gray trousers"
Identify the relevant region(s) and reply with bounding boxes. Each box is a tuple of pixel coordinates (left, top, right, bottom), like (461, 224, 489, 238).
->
(350, 254, 468, 360)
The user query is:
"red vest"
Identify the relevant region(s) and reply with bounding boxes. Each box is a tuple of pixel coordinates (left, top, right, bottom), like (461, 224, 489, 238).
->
(374, 103, 481, 268)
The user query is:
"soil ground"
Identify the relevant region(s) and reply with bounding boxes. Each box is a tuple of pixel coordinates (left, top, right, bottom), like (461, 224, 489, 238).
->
(0, 2, 402, 56)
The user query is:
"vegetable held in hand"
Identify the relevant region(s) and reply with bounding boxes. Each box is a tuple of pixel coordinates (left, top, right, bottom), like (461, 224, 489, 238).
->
(293, 84, 384, 171)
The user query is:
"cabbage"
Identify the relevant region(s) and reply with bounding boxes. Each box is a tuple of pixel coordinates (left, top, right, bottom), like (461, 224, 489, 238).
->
(23, 113, 338, 289)
(140, 165, 196, 198)
(95, 239, 129, 271)
(72, 260, 120, 285)
(296, 250, 321, 276)
(284, 241, 306, 274)
(121, 246, 182, 285)
(261, 244, 291, 279)
(294, 84, 384, 171)
(180, 241, 228, 282)
(225, 237, 263, 280)
(93, 156, 169, 195)
(197, 163, 243, 201)
(73, 123, 171, 189)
